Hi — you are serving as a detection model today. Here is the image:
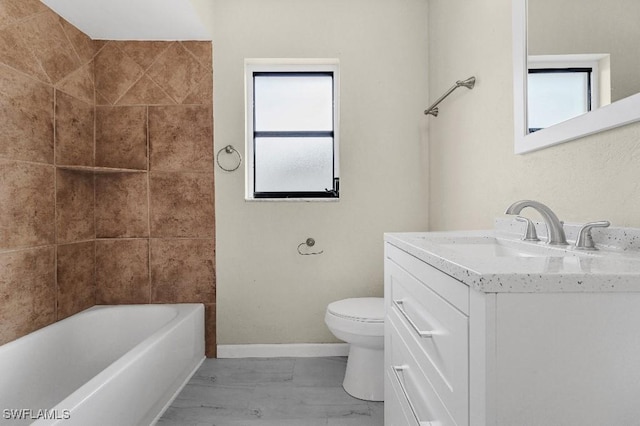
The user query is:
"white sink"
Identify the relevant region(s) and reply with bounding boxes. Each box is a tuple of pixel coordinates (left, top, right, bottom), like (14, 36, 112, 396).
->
(407, 235, 580, 258)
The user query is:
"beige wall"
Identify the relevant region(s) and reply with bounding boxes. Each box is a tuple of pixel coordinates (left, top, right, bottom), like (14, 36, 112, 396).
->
(428, 0, 640, 231)
(528, 0, 640, 102)
(211, 0, 429, 345)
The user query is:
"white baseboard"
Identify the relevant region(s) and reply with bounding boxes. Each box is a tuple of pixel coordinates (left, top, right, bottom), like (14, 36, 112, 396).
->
(216, 343, 349, 359)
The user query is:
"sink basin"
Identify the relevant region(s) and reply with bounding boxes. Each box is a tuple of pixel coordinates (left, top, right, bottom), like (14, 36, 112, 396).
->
(409, 236, 577, 258)
(441, 241, 542, 257)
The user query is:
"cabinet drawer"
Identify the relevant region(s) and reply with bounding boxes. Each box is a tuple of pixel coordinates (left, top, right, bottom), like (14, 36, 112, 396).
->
(385, 316, 455, 426)
(386, 259, 469, 426)
(385, 368, 416, 426)
(386, 243, 469, 314)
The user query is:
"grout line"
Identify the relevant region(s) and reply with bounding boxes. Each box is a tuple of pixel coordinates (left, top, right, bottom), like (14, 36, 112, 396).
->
(110, 71, 146, 106)
(0, 244, 58, 255)
(6, 12, 53, 85)
(0, 157, 56, 167)
(92, 55, 98, 307)
(93, 238, 97, 306)
(145, 74, 180, 105)
(147, 105, 152, 304)
(145, 168, 215, 174)
(92, 40, 108, 58)
(53, 88, 58, 321)
(55, 16, 83, 69)
(0, 8, 49, 30)
(93, 237, 214, 241)
(92, 69, 97, 168)
(108, 102, 206, 107)
(109, 41, 173, 106)
(53, 86, 57, 168)
(92, 167, 97, 301)
(143, 41, 183, 105)
(178, 41, 212, 73)
(131, 40, 174, 74)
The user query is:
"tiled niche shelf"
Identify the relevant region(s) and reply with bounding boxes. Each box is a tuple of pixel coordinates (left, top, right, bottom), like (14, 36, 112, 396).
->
(57, 165, 147, 174)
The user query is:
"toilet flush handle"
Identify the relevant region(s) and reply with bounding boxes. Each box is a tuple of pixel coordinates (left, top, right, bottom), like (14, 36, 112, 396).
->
(392, 300, 435, 338)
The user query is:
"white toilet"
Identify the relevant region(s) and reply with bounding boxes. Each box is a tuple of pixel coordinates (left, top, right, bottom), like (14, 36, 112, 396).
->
(324, 297, 384, 401)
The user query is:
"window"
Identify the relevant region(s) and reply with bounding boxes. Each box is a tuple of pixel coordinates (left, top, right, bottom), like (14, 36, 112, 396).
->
(527, 68, 592, 132)
(527, 54, 610, 133)
(245, 60, 339, 200)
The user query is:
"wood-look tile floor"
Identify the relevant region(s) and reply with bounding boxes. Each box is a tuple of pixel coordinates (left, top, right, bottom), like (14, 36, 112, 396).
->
(157, 357, 384, 426)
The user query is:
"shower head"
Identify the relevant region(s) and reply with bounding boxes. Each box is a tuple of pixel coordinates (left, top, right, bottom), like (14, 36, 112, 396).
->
(424, 75, 477, 116)
(456, 76, 476, 89)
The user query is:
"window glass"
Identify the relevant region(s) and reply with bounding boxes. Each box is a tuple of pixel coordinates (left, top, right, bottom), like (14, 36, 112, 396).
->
(254, 75, 333, 132)
(528, 70, 590, 131)
(254, 137, 334, 193)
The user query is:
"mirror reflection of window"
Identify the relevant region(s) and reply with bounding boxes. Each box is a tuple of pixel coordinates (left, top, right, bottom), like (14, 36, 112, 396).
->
(527, 68, 592, 132)
(526, 54, 609, 132)
(513, 0, 640, 153)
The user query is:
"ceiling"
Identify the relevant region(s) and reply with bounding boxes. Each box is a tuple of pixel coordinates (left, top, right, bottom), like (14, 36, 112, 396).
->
(41, 0, 212, 40)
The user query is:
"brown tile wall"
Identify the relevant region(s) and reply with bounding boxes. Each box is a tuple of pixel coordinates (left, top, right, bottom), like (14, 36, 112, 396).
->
(93, 40, 215, 357)
(0, 0, 99, 343)
(0, 1, 215, 356)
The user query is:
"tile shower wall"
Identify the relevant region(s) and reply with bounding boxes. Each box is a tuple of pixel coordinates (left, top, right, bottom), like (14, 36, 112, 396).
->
(0, 0, 97, 344)
(93, 40, 215, 357)
(0, 0, 216, 356)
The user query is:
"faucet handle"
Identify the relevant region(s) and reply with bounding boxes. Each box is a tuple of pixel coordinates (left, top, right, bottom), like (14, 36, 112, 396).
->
(515, 216, 540, 242)
(574, 221, 610, 250)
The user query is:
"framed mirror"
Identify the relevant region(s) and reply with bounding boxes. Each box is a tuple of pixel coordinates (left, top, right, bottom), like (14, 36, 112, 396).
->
(513, 0, 640, 154)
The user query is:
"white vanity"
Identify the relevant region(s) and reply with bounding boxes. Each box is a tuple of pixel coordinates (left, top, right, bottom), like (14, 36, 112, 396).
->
(384, 222, 640, 425)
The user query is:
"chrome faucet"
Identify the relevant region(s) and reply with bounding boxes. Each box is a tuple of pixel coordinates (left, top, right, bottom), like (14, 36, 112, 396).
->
(505, 200, 568, 245)
(574, 221, 610, 250)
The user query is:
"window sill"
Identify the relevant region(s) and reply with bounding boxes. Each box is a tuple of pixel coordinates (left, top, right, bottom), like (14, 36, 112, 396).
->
(244, 197, 339, 203)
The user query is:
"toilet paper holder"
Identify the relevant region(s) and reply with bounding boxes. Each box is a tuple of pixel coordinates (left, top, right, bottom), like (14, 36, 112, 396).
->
(297, 238, 323, 256)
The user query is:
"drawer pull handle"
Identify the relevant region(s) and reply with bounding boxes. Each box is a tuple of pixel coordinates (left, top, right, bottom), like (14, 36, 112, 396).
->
(392, 365, 439, 426)
(393, 300, 435, 338)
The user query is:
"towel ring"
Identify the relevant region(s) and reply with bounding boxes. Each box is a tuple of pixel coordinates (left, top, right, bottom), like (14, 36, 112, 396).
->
(216, 145, 242, 172)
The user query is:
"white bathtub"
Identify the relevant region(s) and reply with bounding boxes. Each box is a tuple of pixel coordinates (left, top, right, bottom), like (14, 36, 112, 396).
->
(0, 304, 205, 426)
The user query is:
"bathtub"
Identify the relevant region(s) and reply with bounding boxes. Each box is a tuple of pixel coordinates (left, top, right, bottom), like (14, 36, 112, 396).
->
(0, 304, 205, 426)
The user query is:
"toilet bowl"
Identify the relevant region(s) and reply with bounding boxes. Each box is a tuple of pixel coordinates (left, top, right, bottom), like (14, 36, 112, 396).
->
(324, 297, 384, 401)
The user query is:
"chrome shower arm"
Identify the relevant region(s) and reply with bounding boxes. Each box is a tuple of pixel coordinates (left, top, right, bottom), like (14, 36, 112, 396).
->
(424, 76, 476, 117)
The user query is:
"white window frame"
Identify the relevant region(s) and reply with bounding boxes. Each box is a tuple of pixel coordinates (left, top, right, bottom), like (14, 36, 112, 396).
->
(244, 59, 340, 201)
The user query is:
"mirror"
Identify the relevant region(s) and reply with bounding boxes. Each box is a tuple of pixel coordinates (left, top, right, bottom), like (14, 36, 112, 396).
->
(513, 0, 640, 154)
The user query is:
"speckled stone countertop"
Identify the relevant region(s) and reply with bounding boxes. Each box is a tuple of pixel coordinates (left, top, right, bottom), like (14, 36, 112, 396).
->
(384, 219, 640, 293)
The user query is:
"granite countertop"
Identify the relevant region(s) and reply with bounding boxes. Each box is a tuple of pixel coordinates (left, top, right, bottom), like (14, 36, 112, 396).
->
(385, 220, 640, 293)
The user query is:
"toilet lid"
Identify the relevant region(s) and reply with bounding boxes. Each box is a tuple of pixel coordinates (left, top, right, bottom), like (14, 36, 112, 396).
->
(327, 297, 384, 323)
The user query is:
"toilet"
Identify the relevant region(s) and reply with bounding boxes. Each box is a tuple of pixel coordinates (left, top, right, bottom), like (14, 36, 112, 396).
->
(324, 297, 384, 401)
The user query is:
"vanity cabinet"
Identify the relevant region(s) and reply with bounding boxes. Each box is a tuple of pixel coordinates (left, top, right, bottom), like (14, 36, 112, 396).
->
(384, 241, 640, 426)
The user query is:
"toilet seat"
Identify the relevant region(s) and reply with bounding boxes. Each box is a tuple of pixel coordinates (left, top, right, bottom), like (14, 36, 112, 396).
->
(326, 297, 384, 323)
(325, 298, 384, 337)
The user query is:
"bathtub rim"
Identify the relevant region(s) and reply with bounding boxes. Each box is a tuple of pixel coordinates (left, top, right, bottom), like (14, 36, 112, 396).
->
(50, 303, 204, 416)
